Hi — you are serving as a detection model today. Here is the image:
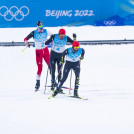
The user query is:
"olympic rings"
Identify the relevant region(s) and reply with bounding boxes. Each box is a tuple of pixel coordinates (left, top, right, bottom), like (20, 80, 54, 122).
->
(55, 39, 66, 45)
(104, 20, 116, 26)
(36, 34, 47, 40)
(0, 6, 29, 21)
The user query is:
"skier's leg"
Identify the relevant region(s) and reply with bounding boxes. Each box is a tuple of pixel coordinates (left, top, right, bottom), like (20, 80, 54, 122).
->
(56, 56, 63, 93)
(73, 62, 80, 97)
(43, 47, 51, 74)
(57, 57, 62, 83)
(35, 49, 43, 90)
(36, 49, 43, 76)
(43, 47, 50, 65)
(50, 53, 56, 91)
(52, 63, 71, 96)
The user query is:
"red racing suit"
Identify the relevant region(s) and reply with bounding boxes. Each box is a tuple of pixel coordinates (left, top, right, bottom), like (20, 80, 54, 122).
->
(24, 29, 52, 79)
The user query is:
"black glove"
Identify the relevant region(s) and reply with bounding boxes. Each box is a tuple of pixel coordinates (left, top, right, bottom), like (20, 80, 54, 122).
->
(73, 33, 77, 41)
(26, 42, 30, 48)
(80, 56, 84, 60)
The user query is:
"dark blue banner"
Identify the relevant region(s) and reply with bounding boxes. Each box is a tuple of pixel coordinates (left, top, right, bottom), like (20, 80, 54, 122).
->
(0, 0, 134, 27)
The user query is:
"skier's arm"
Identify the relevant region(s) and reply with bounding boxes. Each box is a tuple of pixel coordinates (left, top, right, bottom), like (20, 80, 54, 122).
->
(67, 33, 77, 44)
(67, 36, 74, 44)
(80, 48, 85, 60)
(45, 34, 55, 45)
(24, 31, 34, 47)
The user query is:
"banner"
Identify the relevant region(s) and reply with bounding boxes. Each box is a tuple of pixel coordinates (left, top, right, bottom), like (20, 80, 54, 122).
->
(0, 0, 134, 27)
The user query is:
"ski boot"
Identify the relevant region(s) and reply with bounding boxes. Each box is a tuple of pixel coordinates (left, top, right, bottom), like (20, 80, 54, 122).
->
(51, 80, 55, 91)
(52, 88, 60, 97)
(56, 82, 64, 94)
(35, 80, 40, 92)
(51, 81, 58, 92)
(59, 89, 64, 94)
(74, 89, 79, 98)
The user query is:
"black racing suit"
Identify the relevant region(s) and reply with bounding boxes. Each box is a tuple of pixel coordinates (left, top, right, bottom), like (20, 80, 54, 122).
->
(55, 47, 85, 96)
(45, 34, 74, 83)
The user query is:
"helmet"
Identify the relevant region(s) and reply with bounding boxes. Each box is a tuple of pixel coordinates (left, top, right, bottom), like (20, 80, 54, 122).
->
(72, 41, 79, 51)
(37, 21, 44, 26)
(59, 29, 66, 35)
(72, 41, 79, 48)
(37, 21, 44, 29)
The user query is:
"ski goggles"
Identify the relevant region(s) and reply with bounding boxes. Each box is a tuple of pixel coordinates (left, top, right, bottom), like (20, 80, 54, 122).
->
(38, 25, 44, 29)
(74, 46, 79, 49)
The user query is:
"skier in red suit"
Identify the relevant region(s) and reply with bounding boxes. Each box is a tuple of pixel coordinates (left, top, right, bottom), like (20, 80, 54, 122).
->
(24, 21, 52, 91)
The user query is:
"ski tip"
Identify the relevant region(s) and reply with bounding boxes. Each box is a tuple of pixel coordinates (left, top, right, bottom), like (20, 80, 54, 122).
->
(68, 96, 88, 100)
(48, 96, 54, 99)
(78, 97, 88, 100)
(82, 98, 88, 100)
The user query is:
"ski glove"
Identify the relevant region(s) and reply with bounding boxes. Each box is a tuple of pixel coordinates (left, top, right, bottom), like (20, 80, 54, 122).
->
(80, 56, 84, 60)
(26, 43, 30, 48)
(73, 33, 77, 41)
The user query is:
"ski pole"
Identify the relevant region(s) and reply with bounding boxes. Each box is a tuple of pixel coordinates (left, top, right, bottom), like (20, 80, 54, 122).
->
(22, 46, 27, 53)
(44, 67, 49, 94)
(69, 69, 72, 95)
(22, 43, 32, 53)
(46, 85, 73, 90)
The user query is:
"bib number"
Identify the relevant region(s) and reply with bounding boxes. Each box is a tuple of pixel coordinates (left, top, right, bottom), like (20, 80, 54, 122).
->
(41, 43, 44, 47)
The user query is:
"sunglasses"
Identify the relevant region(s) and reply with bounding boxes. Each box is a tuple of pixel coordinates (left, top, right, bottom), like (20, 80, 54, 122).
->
(38, 25, 44, 29)
(74, 46, 79, 49)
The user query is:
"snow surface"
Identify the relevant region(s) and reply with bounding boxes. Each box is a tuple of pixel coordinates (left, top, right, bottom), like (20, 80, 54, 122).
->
(1, 26, 134, 42)
(0, 26, 134, 134)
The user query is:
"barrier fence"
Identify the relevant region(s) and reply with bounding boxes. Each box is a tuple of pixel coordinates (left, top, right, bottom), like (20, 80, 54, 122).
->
(1, 40, 134, 46)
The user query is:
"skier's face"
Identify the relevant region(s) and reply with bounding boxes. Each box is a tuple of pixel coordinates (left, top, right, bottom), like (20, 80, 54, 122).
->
(59, 34, 65, 40)
(73, 46, 79, 51)
(37, 25, 44, 33)
(38, 29, 43, 33)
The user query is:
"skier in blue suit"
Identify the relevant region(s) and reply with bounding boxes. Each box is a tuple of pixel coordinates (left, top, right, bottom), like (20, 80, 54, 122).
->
(52, 41, 85, 98)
